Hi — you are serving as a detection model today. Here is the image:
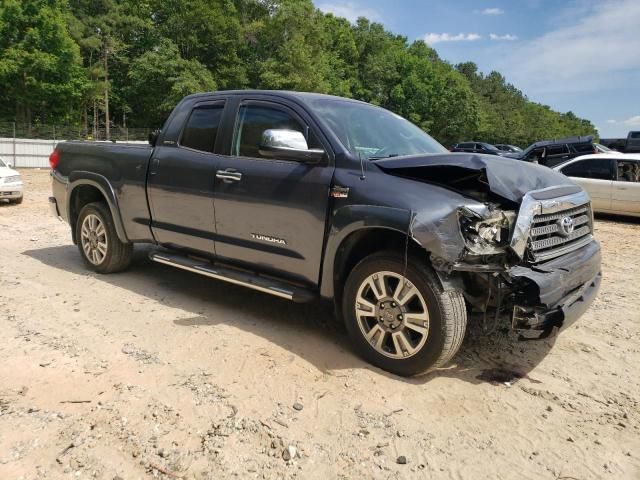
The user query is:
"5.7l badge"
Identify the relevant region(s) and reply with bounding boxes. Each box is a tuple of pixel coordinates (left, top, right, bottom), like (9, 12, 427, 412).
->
(251, 233, 287, 245)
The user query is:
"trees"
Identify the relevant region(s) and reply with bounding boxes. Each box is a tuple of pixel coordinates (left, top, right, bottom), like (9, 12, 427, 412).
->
(0, 0, 598, 146)
(0, 0, 88, 125)
(126, 40, 216, 127)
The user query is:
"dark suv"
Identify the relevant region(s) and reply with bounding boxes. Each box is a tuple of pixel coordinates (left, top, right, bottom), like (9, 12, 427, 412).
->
(505, 136, 596, 167)
(450, 142, 503, 155)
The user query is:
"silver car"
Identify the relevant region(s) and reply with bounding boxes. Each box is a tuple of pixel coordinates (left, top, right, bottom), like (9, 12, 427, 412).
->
(554, 153, 640, 217)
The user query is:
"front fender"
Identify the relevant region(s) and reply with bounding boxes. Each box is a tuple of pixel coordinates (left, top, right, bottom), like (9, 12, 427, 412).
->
(319, 205, 412, 298)
(67, 171, 129, 243)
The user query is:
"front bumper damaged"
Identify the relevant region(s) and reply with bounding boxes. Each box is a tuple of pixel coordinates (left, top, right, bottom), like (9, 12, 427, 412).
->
(508, 240, 601, 339)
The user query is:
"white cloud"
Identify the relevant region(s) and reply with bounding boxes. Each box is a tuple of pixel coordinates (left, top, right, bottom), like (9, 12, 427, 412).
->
(606, 119, 617, 124)
(489, 33, 518, 41)
(623, 116, 640, 126)
(317, 2, 380, 23)
(482, 8, 505, 15)
(500, 0, 640, 95)
(423, 33, 482, 44)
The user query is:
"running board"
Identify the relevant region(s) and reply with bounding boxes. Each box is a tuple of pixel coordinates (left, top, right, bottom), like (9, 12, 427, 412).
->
(149, 251, 316, 303)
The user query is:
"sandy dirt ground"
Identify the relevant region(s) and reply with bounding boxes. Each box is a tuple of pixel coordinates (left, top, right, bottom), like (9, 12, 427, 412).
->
(0, 170, 639, 480)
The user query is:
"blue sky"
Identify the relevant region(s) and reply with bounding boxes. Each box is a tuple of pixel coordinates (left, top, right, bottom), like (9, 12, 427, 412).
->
(316, 0, 640, 138)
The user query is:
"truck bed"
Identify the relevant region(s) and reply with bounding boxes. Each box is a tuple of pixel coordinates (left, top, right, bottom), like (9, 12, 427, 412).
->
(53, 141, 155, 242)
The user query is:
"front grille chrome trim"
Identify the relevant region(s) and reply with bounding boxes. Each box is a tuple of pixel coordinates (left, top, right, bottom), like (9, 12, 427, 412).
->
(510, 187, 592, 260)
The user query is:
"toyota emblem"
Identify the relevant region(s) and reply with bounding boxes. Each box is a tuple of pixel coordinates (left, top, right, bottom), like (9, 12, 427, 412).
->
(557, 216, 575, 237)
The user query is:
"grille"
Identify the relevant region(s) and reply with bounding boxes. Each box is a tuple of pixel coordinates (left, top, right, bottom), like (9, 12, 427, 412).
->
(528, 204, 593, 262)
(3, 175, 20, 183)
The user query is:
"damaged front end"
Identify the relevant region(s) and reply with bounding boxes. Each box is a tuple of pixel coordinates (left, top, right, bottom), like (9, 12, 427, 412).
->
(450, 188, 600, 340)
(375, 154, 602, 340)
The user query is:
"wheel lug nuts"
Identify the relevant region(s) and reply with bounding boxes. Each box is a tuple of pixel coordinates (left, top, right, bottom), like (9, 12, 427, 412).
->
(398, 315, 403, 320)
(391, 302, 396, 308)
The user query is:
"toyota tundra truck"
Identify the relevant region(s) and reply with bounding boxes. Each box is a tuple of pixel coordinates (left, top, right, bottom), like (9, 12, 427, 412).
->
(49, 91, 602, 376)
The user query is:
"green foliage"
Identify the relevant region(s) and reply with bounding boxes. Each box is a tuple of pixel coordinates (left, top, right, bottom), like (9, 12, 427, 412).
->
(0, 0, 89, 124)
(0, 0, 597, 147)
(127, 40, 217, 126)
(456, 62, 597, 146)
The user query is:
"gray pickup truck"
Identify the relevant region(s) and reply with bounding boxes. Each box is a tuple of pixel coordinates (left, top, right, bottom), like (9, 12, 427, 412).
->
(49, 90, 601, 376)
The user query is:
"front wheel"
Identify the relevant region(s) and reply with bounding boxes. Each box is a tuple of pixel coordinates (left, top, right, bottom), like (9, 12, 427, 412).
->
(76, 202, 133, 273)
(342, 252, 467, 376)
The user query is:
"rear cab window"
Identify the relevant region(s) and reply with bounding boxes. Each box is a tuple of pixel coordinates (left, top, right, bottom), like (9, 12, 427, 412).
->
(179, 103, 225, 153)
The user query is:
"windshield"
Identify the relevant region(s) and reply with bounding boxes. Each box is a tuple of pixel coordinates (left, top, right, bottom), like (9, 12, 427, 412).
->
(0, 158, 6, 168)
(307, 99, 447, 159)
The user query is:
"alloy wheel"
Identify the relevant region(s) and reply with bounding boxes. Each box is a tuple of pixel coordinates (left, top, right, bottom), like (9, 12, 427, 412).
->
(355, 271, 430, 359)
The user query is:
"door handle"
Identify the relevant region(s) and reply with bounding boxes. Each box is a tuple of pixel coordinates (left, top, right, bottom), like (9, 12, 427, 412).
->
(149, 158, 160, 176)
(216, 168, 242, 182)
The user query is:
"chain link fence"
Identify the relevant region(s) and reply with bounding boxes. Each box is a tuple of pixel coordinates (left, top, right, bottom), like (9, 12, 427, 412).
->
(0, 122, 152, 142)
(0, 122, 152, 167)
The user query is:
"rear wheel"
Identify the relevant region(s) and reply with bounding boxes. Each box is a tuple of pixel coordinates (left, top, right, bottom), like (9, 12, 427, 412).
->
(342, 251, 467, 376)
(76, 202, 133, 273)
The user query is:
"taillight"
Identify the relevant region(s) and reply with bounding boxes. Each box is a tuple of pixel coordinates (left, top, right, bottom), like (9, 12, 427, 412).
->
(49, 149, 60, 170)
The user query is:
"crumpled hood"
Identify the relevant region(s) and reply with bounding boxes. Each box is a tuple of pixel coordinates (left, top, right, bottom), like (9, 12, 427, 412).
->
(374, 152, 576, 204)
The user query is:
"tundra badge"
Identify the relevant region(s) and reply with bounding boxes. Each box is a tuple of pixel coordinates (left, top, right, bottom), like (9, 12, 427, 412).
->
(251, 233, 287, 245)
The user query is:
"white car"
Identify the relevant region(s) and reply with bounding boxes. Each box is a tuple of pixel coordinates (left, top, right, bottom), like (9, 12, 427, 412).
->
(0, 158, 23, 204)
(553, 153, 640, 217)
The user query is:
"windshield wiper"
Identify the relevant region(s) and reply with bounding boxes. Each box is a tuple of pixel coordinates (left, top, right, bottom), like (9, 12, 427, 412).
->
(368, 153, 399, 160)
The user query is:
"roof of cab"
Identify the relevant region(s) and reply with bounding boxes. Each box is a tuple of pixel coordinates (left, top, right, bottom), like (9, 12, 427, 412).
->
(181, 89, 369, 105)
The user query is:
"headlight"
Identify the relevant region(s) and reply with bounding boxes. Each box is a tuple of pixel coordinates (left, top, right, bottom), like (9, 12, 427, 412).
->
(459, 207, 516, 255)
(3, 175, 20, 184)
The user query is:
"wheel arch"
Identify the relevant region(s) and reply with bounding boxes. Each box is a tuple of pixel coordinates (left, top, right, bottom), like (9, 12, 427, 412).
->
(67, 173, 128, 244)
(320, 205, 428, 302)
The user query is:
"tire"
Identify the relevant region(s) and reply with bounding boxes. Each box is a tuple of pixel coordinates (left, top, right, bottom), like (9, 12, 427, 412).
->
(342, 251, 467, 376)
(12, 196, 23, 204)
(75, 202, 133, 273)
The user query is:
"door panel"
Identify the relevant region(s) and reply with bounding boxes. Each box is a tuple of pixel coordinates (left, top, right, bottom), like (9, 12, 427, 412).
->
(611, 181, 640, 213)
(612, 159, 640, 214)
(560, 158, 614, 212)
(147, 102, 225, 254)
(574, 178, 612, 211)
(147, 147, 220, 252)
(213, 100, 334, 285)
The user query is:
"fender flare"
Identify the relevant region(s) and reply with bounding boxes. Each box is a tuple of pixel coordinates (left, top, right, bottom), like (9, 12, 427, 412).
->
(67, 171, 129, 243)
(319, 205, 413, 298)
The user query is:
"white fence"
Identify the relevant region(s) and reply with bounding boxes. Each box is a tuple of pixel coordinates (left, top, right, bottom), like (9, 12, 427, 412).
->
(0, 137, 148, 168)
(0, 137, 58, 168)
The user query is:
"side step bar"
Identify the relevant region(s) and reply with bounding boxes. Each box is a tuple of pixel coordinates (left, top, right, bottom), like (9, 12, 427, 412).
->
(149, 251, 316, 303)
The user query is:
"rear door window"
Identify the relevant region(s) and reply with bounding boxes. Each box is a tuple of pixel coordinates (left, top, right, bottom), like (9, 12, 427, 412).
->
(547, 145, 569, 156)
(561, 158, 613, 180)
(616, 160, 640, 182)
(180, 104, 225, 153)
(572, 143, 595, 154)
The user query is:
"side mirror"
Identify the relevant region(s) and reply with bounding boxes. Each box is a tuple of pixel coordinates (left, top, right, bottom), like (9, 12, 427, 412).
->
(6, 161, 13, 168)
(259, 129, 325, 163)
(149, 129, 161, 147)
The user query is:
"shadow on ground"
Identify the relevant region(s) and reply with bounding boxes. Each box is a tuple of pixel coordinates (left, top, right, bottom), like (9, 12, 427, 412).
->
(24, 244, 558, 385)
